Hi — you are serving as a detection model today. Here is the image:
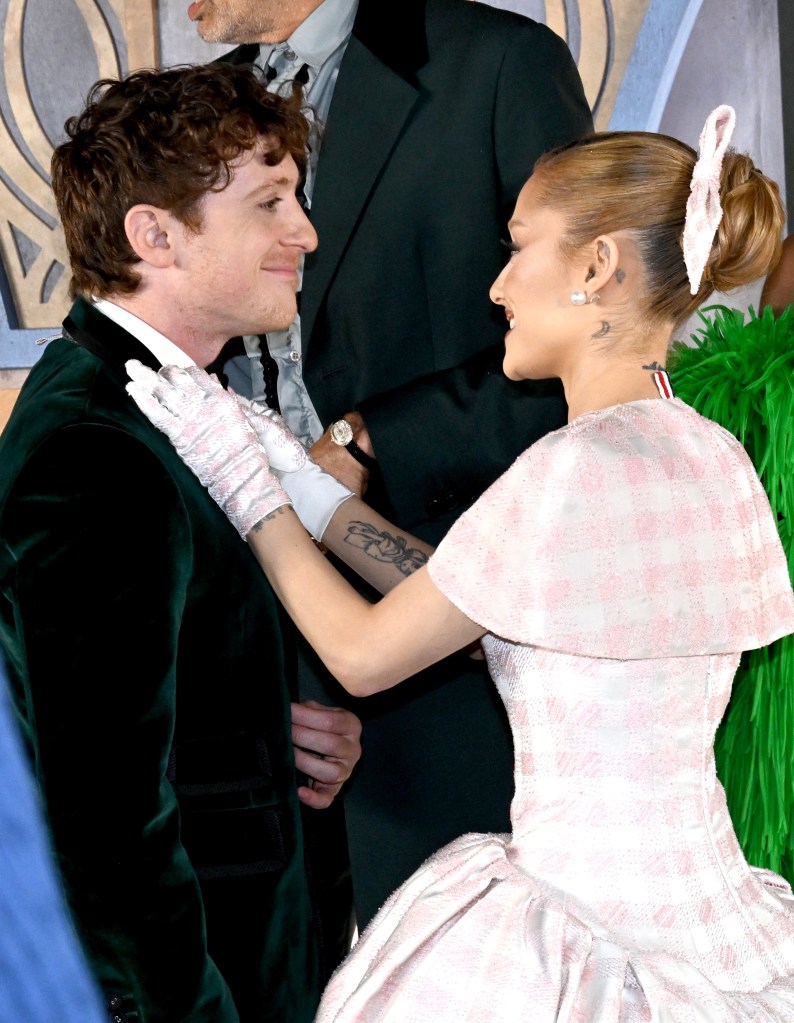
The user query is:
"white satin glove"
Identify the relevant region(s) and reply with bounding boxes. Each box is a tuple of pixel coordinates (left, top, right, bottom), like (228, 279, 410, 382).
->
(125, 361, 289, 539)
(236, 397, 353, 541)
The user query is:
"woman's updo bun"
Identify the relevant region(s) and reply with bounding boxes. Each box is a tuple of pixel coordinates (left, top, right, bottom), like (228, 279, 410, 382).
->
(704, 153, 783, 295)
(531, 129, 784, 327)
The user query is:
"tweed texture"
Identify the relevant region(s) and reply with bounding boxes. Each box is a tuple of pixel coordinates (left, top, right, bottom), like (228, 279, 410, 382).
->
(316, 399, 794, 1021)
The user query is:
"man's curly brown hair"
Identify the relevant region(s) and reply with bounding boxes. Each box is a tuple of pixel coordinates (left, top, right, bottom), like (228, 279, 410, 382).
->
(51, 63, 310, 299)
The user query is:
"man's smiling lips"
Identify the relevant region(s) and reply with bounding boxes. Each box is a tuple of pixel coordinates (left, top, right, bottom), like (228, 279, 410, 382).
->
(263, 265, 300, 286)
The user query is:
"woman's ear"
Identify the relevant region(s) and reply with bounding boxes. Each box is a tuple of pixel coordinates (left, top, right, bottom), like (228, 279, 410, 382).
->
(588, 234, 623, 292)
(124, 205, 178, 269)
(570, 234, 623, 303)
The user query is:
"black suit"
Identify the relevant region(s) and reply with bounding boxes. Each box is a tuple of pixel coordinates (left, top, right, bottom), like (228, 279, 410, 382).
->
(0, 299, 321, 1022)
(222, 0, 592, 928)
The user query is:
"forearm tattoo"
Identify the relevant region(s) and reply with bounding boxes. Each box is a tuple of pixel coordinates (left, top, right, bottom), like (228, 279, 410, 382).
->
(250, 505, 290, 533)
(344, 521, 428, 576)
(642, 360, 666, 372)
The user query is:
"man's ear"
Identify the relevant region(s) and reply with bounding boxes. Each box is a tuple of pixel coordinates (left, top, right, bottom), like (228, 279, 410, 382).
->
(124, 205, 179, 268)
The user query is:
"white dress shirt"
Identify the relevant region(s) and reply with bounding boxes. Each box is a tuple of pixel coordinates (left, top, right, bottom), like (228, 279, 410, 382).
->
(92, 298, 196, 367)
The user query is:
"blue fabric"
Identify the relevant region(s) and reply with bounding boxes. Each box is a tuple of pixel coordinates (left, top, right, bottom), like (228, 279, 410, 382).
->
(0, 654, 105, 1022)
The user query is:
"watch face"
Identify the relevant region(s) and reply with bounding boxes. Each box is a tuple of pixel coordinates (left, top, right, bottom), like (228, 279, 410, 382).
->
(330, 419, 354, 446)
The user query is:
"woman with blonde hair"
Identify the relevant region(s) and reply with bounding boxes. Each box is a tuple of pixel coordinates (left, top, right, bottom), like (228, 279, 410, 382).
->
(128, 107, 794, 1020)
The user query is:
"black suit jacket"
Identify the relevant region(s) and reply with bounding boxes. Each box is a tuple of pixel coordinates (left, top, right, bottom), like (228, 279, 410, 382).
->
(0, 299, 320, 1022)
(226, 0, 591, 532)
(223, 0, 593, 925)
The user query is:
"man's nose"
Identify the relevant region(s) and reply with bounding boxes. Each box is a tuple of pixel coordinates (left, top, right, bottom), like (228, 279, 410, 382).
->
(293, 203, 318, 253)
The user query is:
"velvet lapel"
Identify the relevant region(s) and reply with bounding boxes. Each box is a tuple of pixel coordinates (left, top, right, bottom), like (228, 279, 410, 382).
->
(300, 0, 429, 352)
(62, 296, 161, 387)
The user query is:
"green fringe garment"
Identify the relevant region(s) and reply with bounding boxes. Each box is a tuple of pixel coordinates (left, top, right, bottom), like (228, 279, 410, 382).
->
(669, 303, 794, 887)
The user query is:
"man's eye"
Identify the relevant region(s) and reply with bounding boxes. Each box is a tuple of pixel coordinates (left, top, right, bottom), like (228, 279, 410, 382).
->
(260, 198, 280, 211)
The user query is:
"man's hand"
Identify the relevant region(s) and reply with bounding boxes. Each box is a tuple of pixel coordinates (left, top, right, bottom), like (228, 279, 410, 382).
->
(310, 412, 374, 498)
(291, 700, 363, 809)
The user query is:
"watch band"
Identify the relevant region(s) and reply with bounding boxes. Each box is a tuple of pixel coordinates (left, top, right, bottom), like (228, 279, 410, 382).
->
(345, 437, 378, 471)
(329, 419, 378, 471)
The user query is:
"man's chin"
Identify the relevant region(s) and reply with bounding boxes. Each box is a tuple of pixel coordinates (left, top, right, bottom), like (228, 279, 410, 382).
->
(194, 19, 251, 46)
(195, 24, 222, 43)
(252, 313, 297, 336)
(192, 17, 229, 44)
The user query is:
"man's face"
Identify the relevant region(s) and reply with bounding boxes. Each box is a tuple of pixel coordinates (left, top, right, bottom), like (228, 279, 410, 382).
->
(173, 138, 317, 359)
(188, 0, 324, 44)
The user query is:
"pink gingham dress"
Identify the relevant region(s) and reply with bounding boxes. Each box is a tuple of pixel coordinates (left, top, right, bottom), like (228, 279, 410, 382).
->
(316, 398, 794, 1022)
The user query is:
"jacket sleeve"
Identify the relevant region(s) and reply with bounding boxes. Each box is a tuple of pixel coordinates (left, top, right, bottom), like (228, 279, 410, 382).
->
(2, 424, 239, 1023)
(357, 23, 592, 533)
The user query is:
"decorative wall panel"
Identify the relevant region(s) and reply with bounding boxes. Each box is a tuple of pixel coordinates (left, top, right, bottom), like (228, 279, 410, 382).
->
(0, 0, 155, 366)
(0, 0, 787, 377)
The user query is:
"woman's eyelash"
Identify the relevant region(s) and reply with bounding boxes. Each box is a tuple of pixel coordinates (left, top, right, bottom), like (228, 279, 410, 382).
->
(500, 238, 519, 256)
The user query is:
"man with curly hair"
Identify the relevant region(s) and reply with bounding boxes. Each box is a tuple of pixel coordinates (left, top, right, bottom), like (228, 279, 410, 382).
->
(0, 63, 361, 1023)
(191, 0, 592, 954)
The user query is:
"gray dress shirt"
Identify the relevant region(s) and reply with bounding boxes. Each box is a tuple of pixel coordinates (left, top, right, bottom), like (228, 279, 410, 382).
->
(238, 0, 358, 444)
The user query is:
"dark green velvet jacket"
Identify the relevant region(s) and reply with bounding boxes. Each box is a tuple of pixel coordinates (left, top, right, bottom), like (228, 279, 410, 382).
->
(0, 298, 320, 1022)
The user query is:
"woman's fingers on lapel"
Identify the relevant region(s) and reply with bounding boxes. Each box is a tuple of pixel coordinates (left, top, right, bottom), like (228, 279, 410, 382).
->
(125, 380, 178, 433)
(125, 358, 157, 386)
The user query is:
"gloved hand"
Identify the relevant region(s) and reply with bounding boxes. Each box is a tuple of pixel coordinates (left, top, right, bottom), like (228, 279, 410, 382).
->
(125, 361, 289, 539)
(237, 396, 353, 541)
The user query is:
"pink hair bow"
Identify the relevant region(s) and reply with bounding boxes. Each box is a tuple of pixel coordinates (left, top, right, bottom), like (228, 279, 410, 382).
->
(682, 104, 736, 294)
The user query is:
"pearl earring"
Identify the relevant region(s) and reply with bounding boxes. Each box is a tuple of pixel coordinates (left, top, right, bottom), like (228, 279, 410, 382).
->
(570, 290, 601, 306)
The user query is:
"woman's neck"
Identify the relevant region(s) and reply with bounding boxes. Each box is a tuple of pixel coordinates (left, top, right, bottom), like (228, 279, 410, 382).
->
(562, 340, 673, 422)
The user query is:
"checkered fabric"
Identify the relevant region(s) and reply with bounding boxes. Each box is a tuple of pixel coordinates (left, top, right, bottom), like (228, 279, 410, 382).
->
(429, 398, 794, 659)
(316, 398, 794, 1021)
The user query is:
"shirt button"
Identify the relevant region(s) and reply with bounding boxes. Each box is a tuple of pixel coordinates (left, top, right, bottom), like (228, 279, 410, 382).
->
(288, 350, 300, 363)
(285, 48, 297, 60)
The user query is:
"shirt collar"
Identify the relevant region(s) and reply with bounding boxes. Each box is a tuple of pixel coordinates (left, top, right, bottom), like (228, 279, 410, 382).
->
(260, 0, 358, 71)
(92, 298, 196, 369)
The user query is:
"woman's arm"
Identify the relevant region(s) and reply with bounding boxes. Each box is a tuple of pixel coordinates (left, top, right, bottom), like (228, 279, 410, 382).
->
(247, 504, 484, 696)
(321, 496, 433, 594)
(126, 361, 485, 696)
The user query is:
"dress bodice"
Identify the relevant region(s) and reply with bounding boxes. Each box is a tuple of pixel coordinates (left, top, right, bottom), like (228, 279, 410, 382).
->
(318, 399, 794, 1022)
(426, 398, 794, 992)
(483, 637, 794, 991)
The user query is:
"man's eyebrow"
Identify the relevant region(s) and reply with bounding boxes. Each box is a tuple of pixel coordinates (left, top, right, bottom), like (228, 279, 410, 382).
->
(241, 176, 295, 202)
